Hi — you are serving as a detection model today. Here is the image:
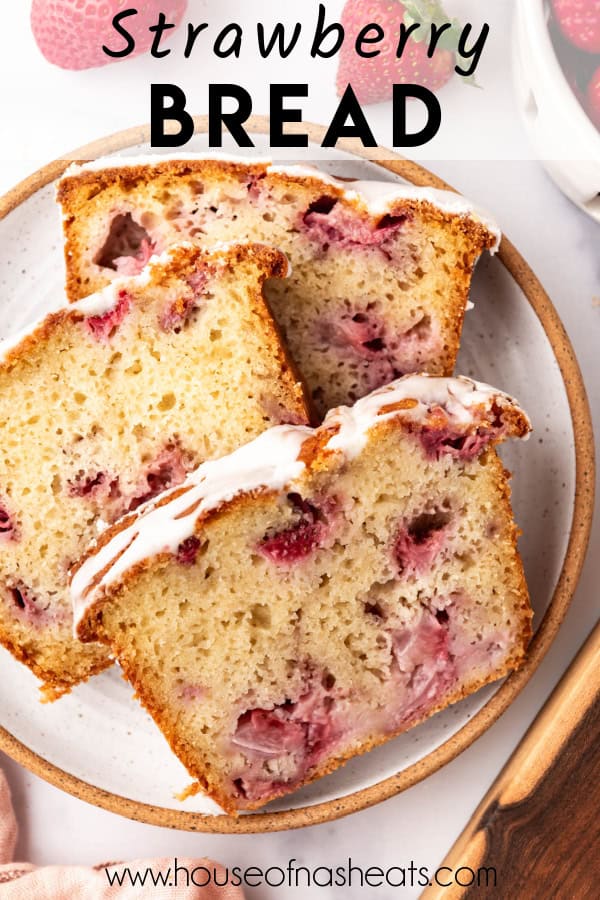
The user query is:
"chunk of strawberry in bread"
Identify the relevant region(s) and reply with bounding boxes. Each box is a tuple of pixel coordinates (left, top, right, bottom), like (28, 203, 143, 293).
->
(72, 375, 532, 812)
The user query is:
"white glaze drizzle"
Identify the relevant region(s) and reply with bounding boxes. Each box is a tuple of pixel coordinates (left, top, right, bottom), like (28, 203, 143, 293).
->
(71, 426, 311, 630)
(0, 241, 285, 365)
(62, 152, 273, 175)
(71, 375, 530, 628)
(323, 374, 531, 460)
(62, 153, 501, 251)
(0, 257, 156, 365)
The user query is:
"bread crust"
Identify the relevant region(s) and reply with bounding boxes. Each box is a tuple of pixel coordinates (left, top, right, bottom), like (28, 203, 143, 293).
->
(57, 159, 498, 411)
(59, 157, 496, 304)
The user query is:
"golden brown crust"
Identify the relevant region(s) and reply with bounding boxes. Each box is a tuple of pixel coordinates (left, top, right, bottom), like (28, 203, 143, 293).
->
(57, 158, 497, 304)
(0, 621, 111, 699)
(59, 159, 496, 254)
(57, 158, 266, 202)
(88, 608, 530, 815)
(0, 309, 73, 370)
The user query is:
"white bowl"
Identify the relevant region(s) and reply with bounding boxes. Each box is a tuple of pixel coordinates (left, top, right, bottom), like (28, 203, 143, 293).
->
(513, 0, 600, 222)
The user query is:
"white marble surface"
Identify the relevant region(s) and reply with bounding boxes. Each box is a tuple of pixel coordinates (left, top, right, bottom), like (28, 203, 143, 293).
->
(0, 1, 599, 897)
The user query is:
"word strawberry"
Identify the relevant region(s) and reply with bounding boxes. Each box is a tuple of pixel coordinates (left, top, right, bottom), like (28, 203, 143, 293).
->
(31, 0, 188, 71)
(337, 0, 460, 105)
(551, 0, 600, 54)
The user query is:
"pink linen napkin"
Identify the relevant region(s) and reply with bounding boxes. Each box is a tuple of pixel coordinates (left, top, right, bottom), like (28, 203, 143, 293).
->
(0, 770, 243, 898)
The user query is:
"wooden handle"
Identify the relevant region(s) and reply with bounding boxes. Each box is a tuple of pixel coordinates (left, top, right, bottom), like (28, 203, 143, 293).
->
(421, 620, 600, 899)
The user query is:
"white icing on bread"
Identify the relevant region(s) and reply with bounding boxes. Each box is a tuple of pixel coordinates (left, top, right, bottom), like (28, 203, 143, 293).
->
(72, 375, 530, 629)
(325, 374, 530, 459)
(71, 426, 311, 628)
(0, 241, 290, 365)
(63, 154, 501, 252)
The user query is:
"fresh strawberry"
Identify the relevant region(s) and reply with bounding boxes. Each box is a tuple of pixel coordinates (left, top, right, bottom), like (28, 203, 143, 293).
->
(551, 0, 600, 54)
(31, 0, 188, 71)
(586, 64, 600, 128)
(336, 0, 457, 105)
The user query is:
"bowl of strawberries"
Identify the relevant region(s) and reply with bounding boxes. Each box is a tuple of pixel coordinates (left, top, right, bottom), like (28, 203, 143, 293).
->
(514, 0, 600, 221)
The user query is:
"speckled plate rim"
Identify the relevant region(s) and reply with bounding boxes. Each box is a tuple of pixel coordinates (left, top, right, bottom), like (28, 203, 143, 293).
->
(0, 117, 594, 834)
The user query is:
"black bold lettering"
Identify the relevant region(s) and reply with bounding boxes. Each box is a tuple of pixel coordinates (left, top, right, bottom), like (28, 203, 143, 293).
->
(149, 12, 175, 58)
(427, 22, 453, 57)
(311, 3, 345, 58)
(324, 85, 377, 147)
(356, 24, 384, 58)
(150, 84, 194, 147)
(214, 24, 243, 58)
(396, 21, 420, 57)
(184, 23, 209, 59)
(393, 84, 441, 146)
(455, 23, 490, 77)
(208, 85, 254, 148)
(270, 85, 308, 147)
(258, 22, 302, 58)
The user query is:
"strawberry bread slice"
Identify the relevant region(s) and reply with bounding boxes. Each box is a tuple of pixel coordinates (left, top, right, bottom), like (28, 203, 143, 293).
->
(72, 375, 532, 812)
(0, 241, 309, 695)
(57, 155, 501, 417)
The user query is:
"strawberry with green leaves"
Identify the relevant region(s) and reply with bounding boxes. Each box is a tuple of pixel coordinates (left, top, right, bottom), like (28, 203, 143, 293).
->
(336, 0, 464, 105)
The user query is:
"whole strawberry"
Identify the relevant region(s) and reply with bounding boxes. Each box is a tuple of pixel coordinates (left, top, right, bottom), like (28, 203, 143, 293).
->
(31, 0, 188, 71)
(336, 0, 457, 105)
(586, 64, 600, 128)
(551, 0, 600, 54)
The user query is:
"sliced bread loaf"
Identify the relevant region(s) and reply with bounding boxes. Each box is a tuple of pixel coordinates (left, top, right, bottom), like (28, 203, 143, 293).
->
(58, 156, 501, 416)
(0, 241, 308, 695)
(73, 375, 531, 811)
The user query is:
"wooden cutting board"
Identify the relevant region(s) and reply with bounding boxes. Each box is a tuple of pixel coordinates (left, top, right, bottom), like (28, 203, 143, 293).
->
(421, 620, 600, 899)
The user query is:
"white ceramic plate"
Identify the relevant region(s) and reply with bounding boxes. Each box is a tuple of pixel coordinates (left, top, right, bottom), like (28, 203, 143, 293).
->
(0, 130, 592, 831)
